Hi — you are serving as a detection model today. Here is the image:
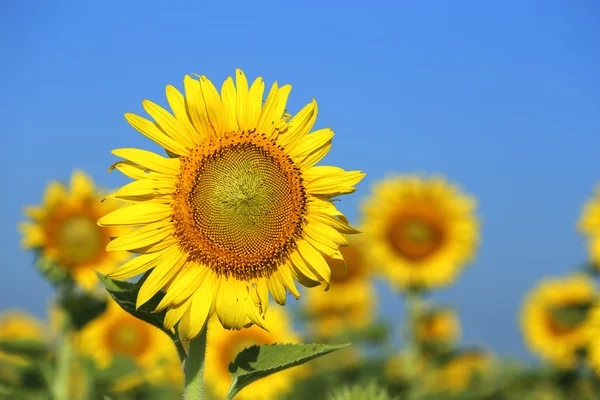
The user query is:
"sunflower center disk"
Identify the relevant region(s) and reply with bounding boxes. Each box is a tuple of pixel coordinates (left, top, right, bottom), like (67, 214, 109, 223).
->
(387, 210, 445, 262)
(174, 137, 306, 279)
(107, 320, 149, 357)
(56, 215, 104, 264)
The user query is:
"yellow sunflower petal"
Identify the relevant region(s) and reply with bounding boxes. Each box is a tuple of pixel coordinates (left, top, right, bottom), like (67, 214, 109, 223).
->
(70, 170, 94, 199)
(183, 75, 209, 140)
(106, 222, 174, 252)
(235, 69, 249, 130)
(268, 274, 287, 305)
(296, 239, 331, 284)
(306, 170, 365, 195)
(142, 99, 196, 149)
(257, 82, 280, 136)
(289, 128, 334, 160)
(98, 203, 172, 226)
(215, 279, 250, 330)
(179, 273, 218, 340)
(124, 113, 188, 155)
(136, 249, 186, 309)
(198, 75, 227, 136)
(165, 85, 203, 145)
(109, 178, 175, 199)
(106, 252, 162, 279)
(155, 264, 208, 312)
(299, 141, 332, 169)
(246, 76, 265, 129)
(164, 299, 191, 331)
(43, 181, 67, 209)
(220, 76, 239, 133)
(112, 148, 180, 175)
(277, 99, 317, 149)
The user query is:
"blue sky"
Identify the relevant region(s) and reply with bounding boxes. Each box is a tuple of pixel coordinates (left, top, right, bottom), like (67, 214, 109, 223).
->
(2, 1, 599, 361)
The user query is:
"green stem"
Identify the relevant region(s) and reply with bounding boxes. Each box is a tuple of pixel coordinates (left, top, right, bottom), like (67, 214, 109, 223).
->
(404, 289, 423, 380)
(52, 314, 72, 400)
(184, 327, 208, 400)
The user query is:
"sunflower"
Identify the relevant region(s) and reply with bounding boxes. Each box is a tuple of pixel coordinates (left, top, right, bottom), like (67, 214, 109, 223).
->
(578, 185, 600, 267)
(0, 311, 46, 368)
(99, 69, 365, 338)
(430, 350, 492, 393)
(77, 298, 181, 386)
(583, 305, 600, 375)
(205, 307, 301, 400)
(416, 307, 461, 348)
(19, 170, 129, 289)
(305, 241, 375, 337)
(360, 175, 479, 290)
(521, 275, 596, 368)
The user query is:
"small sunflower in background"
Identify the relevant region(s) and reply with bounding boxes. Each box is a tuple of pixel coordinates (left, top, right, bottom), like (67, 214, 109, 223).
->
(205, 307, 302, 400)
(19, 170, 129, 290)
(416, 307, 461, 351)
(0, 311, 47, 369)
(521, 274, 596, 368)
(582, 305, 600, 375)
(99, 69, 364, 339)
(430, 349, 492, 394)
(360, 175, 479, 291)
(304, 241, 376, 338)
(578, 185, 600, 268)
(77, 299, 182, 389)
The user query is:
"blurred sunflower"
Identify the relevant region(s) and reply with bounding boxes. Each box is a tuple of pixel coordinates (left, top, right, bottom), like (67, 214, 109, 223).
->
(19, 170, 129, 289)
(305, 241, 376, 337)
(521, 275, 595, 368)
(583, 305, 600, 375)
(360, 175, 479, 290)
(578, 185, 600, 267)
(99, 69, 364, 338)
(416, 307, 461, 348)
(0, 311, 46, 368)
(431, 350, 492, 393)
(77, 299, 181, 387)
(205, 307, 302, 400)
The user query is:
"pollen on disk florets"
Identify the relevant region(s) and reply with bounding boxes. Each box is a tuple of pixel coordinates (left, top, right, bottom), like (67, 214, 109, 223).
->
(172, 129, 307, 280)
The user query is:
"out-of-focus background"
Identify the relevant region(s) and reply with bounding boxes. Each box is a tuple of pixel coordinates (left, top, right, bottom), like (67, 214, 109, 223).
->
(2, 0, 599, 363)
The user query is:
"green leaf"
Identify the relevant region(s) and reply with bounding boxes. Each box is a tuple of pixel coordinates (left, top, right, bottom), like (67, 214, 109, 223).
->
(226, 343, 349, 400)
(96, 272, 187, 362)
(0, 340, 48, 358)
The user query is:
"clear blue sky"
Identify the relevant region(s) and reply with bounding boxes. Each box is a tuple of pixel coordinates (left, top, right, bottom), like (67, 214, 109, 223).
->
(2, 1, 599, 362)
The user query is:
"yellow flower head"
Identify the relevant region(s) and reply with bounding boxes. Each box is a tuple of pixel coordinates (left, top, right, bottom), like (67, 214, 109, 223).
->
(582, 305, 600, 376)
(77, 299, 181, 386)
(360, 175, 479, 290)
(416, 307, 461, 346)
(578, 185, 600, 266)
(0, 311, 46, 368)
(205, 307, 301, 400)
(432, 350, 492, 393)
(19, 170, 129, 289)
(0, 311, 45, 340)
(99, 70, 365, 339)
(521, 274, 595, 368)
(305, 241, 376, 337)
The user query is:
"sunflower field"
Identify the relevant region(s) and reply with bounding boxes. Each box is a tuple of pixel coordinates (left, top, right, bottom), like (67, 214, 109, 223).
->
(2, 3, 600, 400)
